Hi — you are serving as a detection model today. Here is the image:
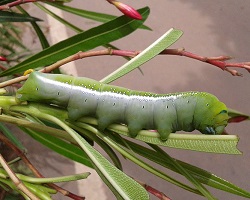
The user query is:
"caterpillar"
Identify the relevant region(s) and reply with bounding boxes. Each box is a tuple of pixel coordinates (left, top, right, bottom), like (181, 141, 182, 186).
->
(16, 72, 229, 140)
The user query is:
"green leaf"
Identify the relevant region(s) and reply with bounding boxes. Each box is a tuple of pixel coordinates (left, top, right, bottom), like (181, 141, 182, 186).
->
(20, 127, 93, 168)
(149, 144, 216, 199)
(34, 2, 133, 65)
(9, 104, 150, 200)
(0, 25, 27, 50)
(0, 11, 42, 22)
(17, 6, 50, 49)
(47, 2, 119, 23)
(70, 124, 123, 170)
(0, 0, 15, 6)
(42, 116, 150, 199)
(112, 137, 250, 198)
(101, 28, 183, 84)
(0, 7, 150, 76)
(65, 127, 147, 200)
(46, 2, 151, 30)
(0, 123, 25, 151)
(80, 118, 241, 154)
(35, 2, 82, 33)
(108, 125, 242, 154)
(88, 127, 202, 196)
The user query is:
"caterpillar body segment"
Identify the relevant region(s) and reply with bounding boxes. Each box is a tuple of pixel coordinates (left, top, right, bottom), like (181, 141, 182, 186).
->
(16, 72, 229, 140)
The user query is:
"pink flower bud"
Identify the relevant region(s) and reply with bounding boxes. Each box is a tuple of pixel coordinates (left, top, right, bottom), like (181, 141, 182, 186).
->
(228, 116, 248, 123)
(0, 56, 7, 62)
(108, 0, 142, 20)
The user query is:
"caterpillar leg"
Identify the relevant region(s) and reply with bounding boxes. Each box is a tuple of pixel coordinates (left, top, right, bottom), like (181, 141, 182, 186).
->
(127, 122, 143, 138)
(157, 129, 172, 141)
(68, 108, 84, 121)
(205, 127, 216, 134)
(97, 117, 115, 132)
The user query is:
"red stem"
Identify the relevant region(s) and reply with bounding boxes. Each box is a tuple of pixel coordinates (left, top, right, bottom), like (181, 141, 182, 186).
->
(136, 179, 171, 200)
(161, 48, 250, 76)
(0, 0, 53, 10)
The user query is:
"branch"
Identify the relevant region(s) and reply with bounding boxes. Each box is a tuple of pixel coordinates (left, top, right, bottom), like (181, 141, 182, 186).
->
(136, 179, 171, 200)
(0, 49, 136, 88)
(161, 48, 250, 76)
(0, 154, 39, 200)
(0, 0, 51, 10)
(0, 47, 249, 88)
(0, 133, 85, 200)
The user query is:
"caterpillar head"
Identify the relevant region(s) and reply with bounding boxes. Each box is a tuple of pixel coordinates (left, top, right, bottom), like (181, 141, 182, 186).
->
(16, 72, 71, 105)
(195, 94, 229, 135)
(16, 72, 45, 102)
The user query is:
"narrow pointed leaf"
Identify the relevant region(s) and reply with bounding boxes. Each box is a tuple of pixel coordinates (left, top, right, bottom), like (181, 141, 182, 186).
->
(75, 117, 241, 154)
(35, 2, 82, 33)
(0, 123, 25, 150)
(10, 105, 150, 200)
(17, 6, 50, 49)
(105, 123, 241, 154)
(49, 121, 150, 199)
(20, 127, 93, 168)
(101, 28, 183, 83)
(0, 11, 42, 22)
(46, 2, 151, 30)
(111, 136, 250, 198)
(149, 144, 216, 199)
(0, 7, 150, 76)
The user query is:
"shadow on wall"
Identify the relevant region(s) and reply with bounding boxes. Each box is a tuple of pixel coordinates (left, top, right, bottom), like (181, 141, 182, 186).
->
(177, 0, 250, 59)
(171, 0, 250, 112)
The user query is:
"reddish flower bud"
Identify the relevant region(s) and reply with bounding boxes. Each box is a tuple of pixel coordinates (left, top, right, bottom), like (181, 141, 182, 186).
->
(108, 0, 142, 20)
(228, 116, 249, 123)
(0, 56, 7, 62)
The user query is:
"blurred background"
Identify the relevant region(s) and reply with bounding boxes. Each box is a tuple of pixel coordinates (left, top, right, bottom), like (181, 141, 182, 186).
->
(20, 1, 250, 199)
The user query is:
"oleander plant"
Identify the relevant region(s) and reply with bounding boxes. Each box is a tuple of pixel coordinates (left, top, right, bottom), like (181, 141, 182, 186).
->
(0, 1, 250, 199)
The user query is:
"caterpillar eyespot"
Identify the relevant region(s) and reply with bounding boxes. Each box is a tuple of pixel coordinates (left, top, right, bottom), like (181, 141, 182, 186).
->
(16, 72, 229, 140)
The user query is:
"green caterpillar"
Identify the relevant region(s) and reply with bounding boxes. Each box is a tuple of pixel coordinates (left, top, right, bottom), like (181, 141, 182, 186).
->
(16, 72, 229, 140)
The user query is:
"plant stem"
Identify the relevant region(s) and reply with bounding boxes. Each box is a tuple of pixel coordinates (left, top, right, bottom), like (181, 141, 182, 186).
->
(0, 154, 39, 200)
